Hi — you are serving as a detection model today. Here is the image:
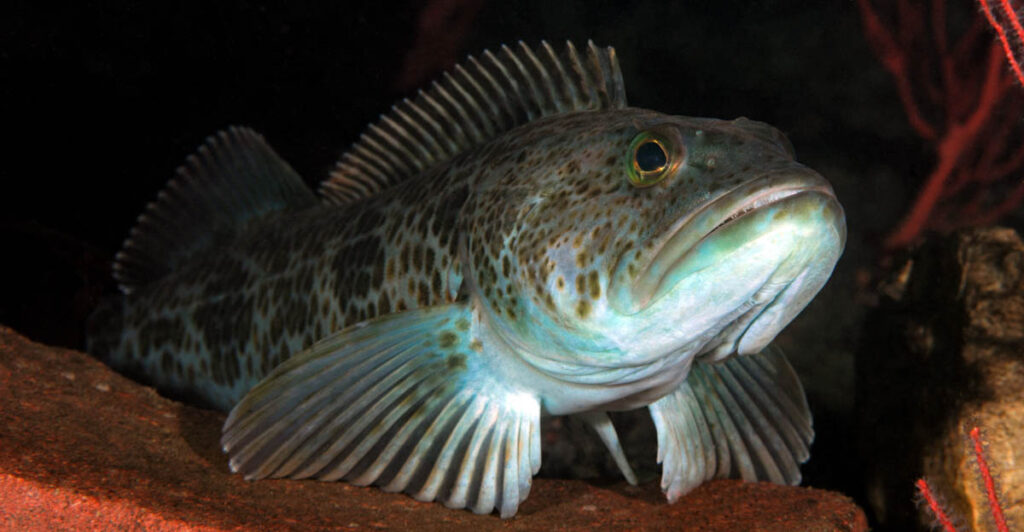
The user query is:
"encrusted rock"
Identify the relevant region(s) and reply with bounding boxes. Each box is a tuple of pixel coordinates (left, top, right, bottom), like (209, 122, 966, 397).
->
(858, 227, 1024, 530)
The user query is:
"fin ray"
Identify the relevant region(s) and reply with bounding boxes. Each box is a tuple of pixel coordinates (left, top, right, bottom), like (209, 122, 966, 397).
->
(320, 40, 627, 206)
(649, 346, 813, 503)
(578, 411, 638, 485)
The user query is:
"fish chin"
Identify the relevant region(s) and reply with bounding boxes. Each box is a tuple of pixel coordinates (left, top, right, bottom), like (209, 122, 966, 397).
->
(697, 251, 838, 362)
(611, 169, 845, 360)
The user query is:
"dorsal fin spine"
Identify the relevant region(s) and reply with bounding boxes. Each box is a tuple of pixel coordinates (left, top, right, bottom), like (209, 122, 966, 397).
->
(608, 47, 626, 107)
(320, 41, 627, 206)
(451, 64, 495, 138)
(509, 46, 544, 120)
(586, 42, 609, 108)
(403, 95, 452, 155)
(428, 79, 475, 146)
(348, 144, 391, 184)
(567, 43, 591, 109)
(540, 42, 574, 113)
(369, 121, 417, 175)
(536, 42, 565, 114)
(360, 128, 406, 176)
(464, 56, 507, 132)
(519, 42, 557, 114)
(397, 99, 449, 158)
(582, 42, 606, 107)
(567, 42, 596, 108)
(591, 41, 616, 108)
(428, 86, 471, 147)
(346, 147, 388, 183)
(346, 178, 371, 200)
(502, 45, 543, 118)
(352, 153, 388, 187)
(380, 111, 430, 165)
(480, 50, 520, 126)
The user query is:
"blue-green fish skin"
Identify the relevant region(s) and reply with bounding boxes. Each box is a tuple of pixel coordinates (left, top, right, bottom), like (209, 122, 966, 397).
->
(87, 41, 845, 517)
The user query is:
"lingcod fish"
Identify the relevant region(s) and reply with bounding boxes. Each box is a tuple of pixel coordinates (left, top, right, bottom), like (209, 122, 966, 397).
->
(87, 41, 846, 518)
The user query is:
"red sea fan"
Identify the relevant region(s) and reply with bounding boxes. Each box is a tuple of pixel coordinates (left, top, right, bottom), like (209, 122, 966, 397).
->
(858, 0, 1024, 249)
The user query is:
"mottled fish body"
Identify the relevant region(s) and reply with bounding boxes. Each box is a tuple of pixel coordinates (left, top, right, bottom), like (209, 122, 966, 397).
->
(88, 41, 845, 518)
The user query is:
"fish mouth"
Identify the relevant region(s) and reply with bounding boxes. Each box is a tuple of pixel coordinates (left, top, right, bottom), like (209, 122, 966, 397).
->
(615, 168, 844, 313)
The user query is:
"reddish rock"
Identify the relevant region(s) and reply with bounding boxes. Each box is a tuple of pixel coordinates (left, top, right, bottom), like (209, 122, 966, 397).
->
(0, 327, 866, 531)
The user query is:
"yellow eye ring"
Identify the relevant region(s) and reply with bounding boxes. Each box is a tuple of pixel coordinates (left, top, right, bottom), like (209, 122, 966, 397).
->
(627, 131, 680, 187)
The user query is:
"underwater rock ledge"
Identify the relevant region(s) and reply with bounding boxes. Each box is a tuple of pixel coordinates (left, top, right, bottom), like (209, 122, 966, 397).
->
(0, 327, 866, 531)
(858, 227, 1024, 531)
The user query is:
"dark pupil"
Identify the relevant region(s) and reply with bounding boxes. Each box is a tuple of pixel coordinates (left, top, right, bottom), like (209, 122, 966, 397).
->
(636, 141, 667, 172)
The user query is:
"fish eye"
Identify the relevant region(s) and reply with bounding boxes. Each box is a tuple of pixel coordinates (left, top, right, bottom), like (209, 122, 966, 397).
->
(636, 141, 667, 172)
(627, 131, 680, 187)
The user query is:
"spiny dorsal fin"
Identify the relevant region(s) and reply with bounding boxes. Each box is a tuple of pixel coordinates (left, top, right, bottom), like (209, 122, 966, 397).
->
(319, 40, 627, 205)
(114, 127, 316, 294)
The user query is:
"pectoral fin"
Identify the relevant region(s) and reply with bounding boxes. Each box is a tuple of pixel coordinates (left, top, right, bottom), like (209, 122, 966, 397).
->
(648, 345, 812, 503)
(221, 303, 541, 518)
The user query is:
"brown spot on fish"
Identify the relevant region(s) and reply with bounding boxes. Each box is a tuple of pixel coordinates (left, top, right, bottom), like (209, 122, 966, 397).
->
(446, 352, 467, 371)
(576, 250, 589, 269)
(438, 330, 457, 349)
(576, 299, 591, 320)
(588, 270, 601, 299)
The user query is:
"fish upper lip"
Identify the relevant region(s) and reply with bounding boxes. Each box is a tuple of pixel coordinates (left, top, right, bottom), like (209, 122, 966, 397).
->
(627, 168, 837, 311)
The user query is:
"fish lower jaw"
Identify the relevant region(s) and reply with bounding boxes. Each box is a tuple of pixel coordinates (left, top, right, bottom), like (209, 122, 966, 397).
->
(650, 190, 841, 314)
(620, 170, 838, 313)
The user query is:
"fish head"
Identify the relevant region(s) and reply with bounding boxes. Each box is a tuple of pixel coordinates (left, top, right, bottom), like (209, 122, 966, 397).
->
(463, 109, 845, 393)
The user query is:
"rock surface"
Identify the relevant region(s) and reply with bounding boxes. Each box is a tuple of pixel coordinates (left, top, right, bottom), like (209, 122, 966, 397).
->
(0, 326, 867, 531)
(858, 227, 1024, 530)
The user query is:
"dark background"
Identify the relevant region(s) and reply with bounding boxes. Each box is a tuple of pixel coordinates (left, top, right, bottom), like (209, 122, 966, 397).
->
(3, 0, 1017, 527)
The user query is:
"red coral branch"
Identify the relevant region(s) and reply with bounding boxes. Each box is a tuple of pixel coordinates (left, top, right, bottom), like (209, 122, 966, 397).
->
(916, 478, 958, 532)
(970, 426, 1009, 532)
(857, 0, 939, 140)
(885, 44, 1012, 247)
(980, 0, 1024, 85)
